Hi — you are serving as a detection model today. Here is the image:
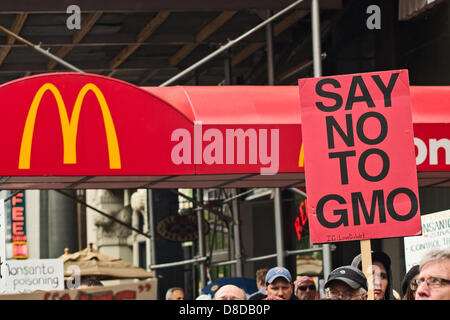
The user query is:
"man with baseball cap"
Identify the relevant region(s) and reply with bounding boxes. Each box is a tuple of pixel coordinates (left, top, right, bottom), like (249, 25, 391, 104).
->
(324, 265, 368, 300)
(264, 266, 298, 300)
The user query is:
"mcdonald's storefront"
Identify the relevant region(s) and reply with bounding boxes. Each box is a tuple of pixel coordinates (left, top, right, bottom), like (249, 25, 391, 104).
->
(0, 73, 448, 297)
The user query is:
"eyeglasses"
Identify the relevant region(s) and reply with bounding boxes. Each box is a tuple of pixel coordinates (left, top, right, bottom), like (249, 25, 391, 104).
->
(414, 277, 450, 289)
(325, 288, 361, 300)
(298, 285, 316, 291)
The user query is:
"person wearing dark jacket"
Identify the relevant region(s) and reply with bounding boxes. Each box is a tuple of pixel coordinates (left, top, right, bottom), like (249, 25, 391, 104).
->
(351, 251, 394, 300)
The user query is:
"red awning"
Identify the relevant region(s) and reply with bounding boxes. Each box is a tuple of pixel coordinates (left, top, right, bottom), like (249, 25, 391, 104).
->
(0, 73, 448, 189)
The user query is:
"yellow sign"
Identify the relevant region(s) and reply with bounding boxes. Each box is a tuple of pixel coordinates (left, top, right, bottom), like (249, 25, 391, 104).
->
(18, 83, 121, 169)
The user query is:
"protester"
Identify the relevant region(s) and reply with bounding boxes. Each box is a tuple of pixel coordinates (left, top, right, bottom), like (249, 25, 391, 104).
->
(415, 248, 450, 300)
(294, 276, 317, 300)
(323, 265, 368, 300)
(263, 266, 298, 300)
(401, 265, 420, 300)
(213, 284, 247, 300)
(248, 268, 268, 300)
(351, 251, 394, 300)
(165, 287, 185, 300)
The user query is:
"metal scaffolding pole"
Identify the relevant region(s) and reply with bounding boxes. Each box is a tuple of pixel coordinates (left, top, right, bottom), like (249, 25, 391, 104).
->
(196, 189, 207, 289)
(273, 188, 285, 267)
(231, 189, 243, 277)
(224, 51, 232, 85)
(311, 0, 332, 280)
(266, 10, 275, 85)
(147, 190, 157, 278)
(311, 0, 322, 77)
(0, 25, 84, 73)
(265, 9, 285, 268)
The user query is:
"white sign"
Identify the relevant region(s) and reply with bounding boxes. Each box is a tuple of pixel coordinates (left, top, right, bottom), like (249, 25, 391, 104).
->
(3, 259, 64, 294)
(404, 209, 450, 271)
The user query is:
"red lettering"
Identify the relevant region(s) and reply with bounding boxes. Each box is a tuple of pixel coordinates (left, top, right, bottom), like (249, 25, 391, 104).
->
(77, 292, 90, 300)
(294, 200, 309, 241)
(115, 290, 136, 300)
(13, 222, 24, 235)
(294, 217, 302, 241)
(12, 207, 24, 221)
(12, 235, 27, 241)
(12, 194, 23, 206)
(300, 200, 308, 225)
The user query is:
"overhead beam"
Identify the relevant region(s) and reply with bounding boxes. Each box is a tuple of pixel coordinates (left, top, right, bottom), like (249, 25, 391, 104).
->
(109, 11, 170, 71)
(0, 34, 192, 47)
(0, 13, 28, 66)
(48, 11, 103, 70)
(0, 32, 288, 48)
(0, 57, 171, 74)
(231, 9, 308, 67)
(169, 10, 237, 67)
(0, 1, 342, 13)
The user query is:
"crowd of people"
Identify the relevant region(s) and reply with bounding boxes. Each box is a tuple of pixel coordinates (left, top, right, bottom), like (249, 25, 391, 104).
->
(165, 247, 450, 300)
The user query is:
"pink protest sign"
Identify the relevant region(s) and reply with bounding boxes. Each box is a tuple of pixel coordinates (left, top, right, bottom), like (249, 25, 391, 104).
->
(299, 70, 422, 243)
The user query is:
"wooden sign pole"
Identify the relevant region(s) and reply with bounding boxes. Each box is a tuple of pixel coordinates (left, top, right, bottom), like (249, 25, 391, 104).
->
(360, 239, 374, 300)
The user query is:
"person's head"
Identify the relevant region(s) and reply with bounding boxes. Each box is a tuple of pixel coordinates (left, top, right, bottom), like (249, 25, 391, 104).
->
(264, 266, 293, 300)
(401, 265, 420, 300)
(166, 287, 185, 300)
(213, 285, 247, 300)
(324, 266, 368, 300)
(415, 248, 450, 300)
(372, 261, 389, 300)
(351, 251, 392, 300)
(79, 278, 104, 289)
(294, 276, 317, 300)
(255, 268, 268, 289)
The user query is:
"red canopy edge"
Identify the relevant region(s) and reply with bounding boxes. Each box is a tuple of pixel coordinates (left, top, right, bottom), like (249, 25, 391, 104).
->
(0, 73, 447, 190)
(142, 85, 450, 125)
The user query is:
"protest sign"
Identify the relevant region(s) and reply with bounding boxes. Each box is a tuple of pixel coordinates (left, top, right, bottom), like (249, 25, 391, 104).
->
(404, 209, 450, 270)
(0, 278, 157, 300)
(3, 259, 64, 293)
(299, 70, 421, 244)
(299, 70, 422, 300)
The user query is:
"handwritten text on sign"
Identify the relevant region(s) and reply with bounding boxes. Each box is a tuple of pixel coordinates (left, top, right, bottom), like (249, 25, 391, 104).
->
(299, 70, 421, 243)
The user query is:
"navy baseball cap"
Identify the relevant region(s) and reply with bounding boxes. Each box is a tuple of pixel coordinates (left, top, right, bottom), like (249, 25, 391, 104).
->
(265, 266, 292, 284)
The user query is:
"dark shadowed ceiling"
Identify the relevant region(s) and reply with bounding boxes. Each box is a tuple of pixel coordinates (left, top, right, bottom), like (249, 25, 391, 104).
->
(0, 0, 343, 86)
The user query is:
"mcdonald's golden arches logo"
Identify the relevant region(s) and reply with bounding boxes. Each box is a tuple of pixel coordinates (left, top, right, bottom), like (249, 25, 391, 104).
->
(298, 143, 304, 168)
(19, 83, 121, 169)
